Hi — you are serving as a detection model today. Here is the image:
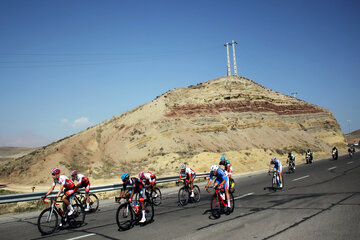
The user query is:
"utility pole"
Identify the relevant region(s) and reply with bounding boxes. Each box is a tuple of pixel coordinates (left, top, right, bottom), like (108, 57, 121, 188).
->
(224, 42, 231, 76)
(231, 40, 238, 76)
(291, 92, 298, 98)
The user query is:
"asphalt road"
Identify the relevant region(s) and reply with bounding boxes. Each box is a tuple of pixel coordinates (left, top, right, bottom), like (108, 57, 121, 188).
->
(1, 153, 359, 240)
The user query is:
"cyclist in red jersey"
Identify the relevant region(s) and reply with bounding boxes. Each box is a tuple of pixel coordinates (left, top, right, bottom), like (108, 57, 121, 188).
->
(71, 170, 91, 211)
(42, 168, 76, 216)
(139, 171, 157, 197)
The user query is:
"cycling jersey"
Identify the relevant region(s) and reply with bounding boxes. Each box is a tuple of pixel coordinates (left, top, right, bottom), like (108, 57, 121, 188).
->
(52, 175, 76, 197)
(179, 168, 196, 180)
(270, 159, 282, 173)
(210, 168, 229, 190)
(73, 173, 90, 193)
(143, 172, 156, 184)
(52, 175, 75, 190)
(219, 160, 233, 174)
(123, 177, 145, 199)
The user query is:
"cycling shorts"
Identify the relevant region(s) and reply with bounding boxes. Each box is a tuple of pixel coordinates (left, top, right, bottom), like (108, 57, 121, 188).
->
(64, 186, 76, 199)
(127, 188, 145, 200)
(215, 177, 229, 190)
(78, 181, 90, 193)
(187, 173, 196, 181)
(274, 165, 282, 173)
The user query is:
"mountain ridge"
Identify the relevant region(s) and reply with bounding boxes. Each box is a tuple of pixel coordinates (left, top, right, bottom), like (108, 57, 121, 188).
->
(0, 75, 346, 190)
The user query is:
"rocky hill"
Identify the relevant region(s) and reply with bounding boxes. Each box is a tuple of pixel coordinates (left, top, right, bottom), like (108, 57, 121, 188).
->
(0, 76, 346, 190)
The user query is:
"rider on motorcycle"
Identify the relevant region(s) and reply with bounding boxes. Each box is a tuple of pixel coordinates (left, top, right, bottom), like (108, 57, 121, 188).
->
(306, 149, 313, 161)
(332, 146, 338, 159)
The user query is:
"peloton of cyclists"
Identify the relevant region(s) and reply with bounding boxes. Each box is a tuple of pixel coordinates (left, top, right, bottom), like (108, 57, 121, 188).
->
(206, 164, 231, 213)
(268, 157, 283, 188)
(139, 171, 157, 197)
(177, 164, 196, 198)
(117, 173, 147, 223)
(42, 168, 76, 216)
(70, 170, 91, 211)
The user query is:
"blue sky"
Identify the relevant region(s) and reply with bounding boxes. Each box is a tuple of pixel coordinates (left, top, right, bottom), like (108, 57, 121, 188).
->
(0, 0, 359, 147)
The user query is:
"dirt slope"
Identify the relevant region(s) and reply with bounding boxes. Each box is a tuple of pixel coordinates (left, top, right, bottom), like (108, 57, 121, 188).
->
(0, 76, 347, 192)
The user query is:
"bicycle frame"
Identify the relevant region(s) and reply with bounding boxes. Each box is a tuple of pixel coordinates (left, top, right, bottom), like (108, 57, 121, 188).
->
(206, 187, 229, 208)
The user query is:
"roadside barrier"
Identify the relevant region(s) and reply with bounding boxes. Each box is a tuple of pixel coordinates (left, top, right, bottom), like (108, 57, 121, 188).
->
(0, 172, 209, 204)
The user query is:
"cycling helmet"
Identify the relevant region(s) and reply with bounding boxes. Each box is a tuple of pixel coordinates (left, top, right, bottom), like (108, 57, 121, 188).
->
(51, 168, 60, 175)
(70, 170, 77, 176)
(210, 164, 219, 172)
(180, 164, 186, 170)
(121, 173, 130, 181)
(271, 157, 277, 161)
(220, 156, 226, 161)
(138, 171, 144, 179)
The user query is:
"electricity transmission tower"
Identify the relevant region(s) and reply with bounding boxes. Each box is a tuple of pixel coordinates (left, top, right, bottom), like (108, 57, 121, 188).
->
(291, 92, 298, 98)
(224, 40, 238, 76)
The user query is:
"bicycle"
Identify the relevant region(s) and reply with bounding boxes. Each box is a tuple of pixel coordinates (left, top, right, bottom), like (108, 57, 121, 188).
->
(75, 192, 99, 213)
(115, 196, 154, 231)
(133, 186, 162, 206)
(206, 186, 234, 218)
(37, 196, 85, 235)
(269, 170, 284, 189)
(287, 160, 295, 173)
(177, 179, 201, 206)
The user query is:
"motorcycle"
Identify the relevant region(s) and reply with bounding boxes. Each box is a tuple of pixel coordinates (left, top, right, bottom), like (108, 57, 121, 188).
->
(332, 151, 338, 160)
(306, 154, 312, 164)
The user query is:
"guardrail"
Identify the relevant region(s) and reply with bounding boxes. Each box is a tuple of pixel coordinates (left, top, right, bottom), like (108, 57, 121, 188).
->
(0, 172, 209, 204)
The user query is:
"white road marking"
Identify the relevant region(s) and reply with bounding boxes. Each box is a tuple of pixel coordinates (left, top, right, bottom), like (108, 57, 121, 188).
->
(234, 192, 254, 200)
(347, 161, 353, 164)
(166, 192, 175, 196)
(328, 166, 337, 171)
(66, 233, 96, 240)
(292, 175, 310, 181)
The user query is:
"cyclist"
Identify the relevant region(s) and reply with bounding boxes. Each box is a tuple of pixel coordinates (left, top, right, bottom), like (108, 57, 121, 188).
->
(42, 168, 76, 216)
(139, 171, 157, 197)
(70, 170, 91, 211)
(177, 164, 196, 197)
(219, 155, 233, 182)
(287, 152, 295, 170)
(268, 157, 283, 187)
(117, 173, 146, 223)
(206, 165, 231, 212)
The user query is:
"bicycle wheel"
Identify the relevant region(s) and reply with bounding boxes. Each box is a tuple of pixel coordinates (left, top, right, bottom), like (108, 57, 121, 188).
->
(229, 192, 235, 213)
(192, 185, 201, 203)
(37, 207, 59, 235)
(68, 203, 85, 228)
(144, 200, 155, 224)
(89, 193, 99, 212)
(229, 178, 235, 194)
(210, 194, 221, 218)
(178, 187, 189, 206)
(116, 203, 133, 231)
(272, 175, 277, 189)
(151, 187, 162, 206)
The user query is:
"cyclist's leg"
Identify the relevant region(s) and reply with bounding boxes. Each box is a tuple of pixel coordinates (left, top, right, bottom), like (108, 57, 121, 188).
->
(224, 178, 231, 207)
(138, 188, 146, 223)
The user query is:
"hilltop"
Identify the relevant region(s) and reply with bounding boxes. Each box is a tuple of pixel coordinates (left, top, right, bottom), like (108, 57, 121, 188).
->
(0, 76, 346, 191)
